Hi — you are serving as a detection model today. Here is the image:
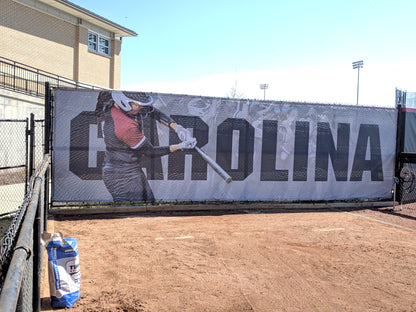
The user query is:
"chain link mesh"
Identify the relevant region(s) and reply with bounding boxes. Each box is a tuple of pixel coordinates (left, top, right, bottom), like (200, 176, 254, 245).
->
(396, 162, 416, 217)
(0, 119, 46, 312)
(0, 193, 31, 289)
(16, 229, 33, 312)
(0, 120, 28, 216)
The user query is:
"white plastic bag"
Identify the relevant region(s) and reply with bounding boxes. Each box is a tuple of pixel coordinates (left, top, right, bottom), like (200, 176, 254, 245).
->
(44, 232, 81, 308)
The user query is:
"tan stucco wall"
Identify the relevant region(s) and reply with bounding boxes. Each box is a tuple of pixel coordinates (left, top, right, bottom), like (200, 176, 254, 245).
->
(0, 0, 121, 89)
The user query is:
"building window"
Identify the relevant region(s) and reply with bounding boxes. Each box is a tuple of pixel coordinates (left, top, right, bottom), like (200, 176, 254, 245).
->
(88, 31, 111, 56)
(99, 37, 110, 55)
(88, 32, 97, 51)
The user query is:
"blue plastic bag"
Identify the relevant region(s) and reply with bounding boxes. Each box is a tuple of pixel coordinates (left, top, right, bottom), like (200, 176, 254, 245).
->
(45, 233, 81, 308)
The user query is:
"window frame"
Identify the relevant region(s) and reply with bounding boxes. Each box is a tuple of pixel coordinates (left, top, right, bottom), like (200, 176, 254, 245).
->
(87, 31, 111, 57)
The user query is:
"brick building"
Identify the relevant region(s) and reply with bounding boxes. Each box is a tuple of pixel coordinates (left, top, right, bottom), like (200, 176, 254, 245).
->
(1, 0, 137, 89)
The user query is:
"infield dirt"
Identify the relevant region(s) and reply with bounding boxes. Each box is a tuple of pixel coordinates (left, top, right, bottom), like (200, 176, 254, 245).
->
(41, 207, 416, 312)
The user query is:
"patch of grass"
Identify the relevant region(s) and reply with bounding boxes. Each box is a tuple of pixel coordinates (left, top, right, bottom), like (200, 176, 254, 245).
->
(0, 216, 12, 237)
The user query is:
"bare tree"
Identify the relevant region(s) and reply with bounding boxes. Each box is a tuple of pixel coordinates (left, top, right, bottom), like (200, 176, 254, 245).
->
(227, 79, 245, 99)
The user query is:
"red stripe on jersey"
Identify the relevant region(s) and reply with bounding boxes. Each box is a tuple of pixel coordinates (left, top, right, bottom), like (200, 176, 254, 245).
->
(111, 107, 145, 148)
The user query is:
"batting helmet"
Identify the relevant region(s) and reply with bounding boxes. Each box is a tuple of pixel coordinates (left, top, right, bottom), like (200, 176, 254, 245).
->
(112, 91, 154, 112)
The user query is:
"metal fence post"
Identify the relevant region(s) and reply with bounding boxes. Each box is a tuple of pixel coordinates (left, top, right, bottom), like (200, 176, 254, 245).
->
(32, 184, 42, 312)
(24, 118, 29, 195)
(29, 113, 35, 179)
(395, 93, 406, 203)
(44, 83, 51, 155)
(44, 83, 52, 224)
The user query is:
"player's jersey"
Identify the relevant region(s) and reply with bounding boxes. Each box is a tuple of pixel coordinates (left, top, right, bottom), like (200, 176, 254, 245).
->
(102, 107, 172, 163)
(105, 107, 145, 149)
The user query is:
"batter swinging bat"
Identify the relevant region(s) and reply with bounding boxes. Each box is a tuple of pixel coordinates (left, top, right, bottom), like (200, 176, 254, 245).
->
(195, 146, 232, 183)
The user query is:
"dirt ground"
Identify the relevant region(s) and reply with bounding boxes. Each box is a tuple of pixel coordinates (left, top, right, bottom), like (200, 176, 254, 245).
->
(40, 206, 416, 312)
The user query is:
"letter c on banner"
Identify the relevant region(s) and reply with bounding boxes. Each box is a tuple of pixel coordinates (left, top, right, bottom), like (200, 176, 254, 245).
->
(69, 111, 104, 180)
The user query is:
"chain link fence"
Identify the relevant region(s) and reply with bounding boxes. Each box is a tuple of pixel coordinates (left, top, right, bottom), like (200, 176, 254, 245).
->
(393, 89, 416, 219)
(0, 118, 44, 217)
(0, 115, 46, 312)
(394, 162, 416, 218)
(0, 193, 29, 288)
(0, 120, 28, 216)
(15, 229, 33, 312)
(32, 120, 45, 174)
(0, 155, 49, 312)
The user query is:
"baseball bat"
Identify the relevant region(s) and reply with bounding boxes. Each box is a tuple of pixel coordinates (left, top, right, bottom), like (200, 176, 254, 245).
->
(195, 146, 232, 183)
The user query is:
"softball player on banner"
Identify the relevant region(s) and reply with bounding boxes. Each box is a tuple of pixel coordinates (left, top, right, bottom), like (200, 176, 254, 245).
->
(95, 91, 196, 202)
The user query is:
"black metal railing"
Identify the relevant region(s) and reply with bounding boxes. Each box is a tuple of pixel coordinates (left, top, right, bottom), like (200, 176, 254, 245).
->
(0, 56, 105, 98)
(0, 155, 49, 312)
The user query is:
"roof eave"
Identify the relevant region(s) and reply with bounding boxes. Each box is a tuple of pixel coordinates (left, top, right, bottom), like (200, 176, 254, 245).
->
(38, 0, 138, 37)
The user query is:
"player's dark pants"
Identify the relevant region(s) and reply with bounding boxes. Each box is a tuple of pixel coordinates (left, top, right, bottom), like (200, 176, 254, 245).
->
(103, 161, 155, 202)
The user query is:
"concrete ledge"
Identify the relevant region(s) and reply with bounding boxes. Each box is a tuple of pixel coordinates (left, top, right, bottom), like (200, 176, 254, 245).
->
(49, 200, 397, 215)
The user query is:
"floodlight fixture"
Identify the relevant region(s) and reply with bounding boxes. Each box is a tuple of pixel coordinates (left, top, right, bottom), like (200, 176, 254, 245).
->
(260, 83, 269, 100)
(352, 60, 364, 69)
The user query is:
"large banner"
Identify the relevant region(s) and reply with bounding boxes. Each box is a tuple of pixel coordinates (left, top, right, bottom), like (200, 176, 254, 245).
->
(52, 89, 397, 202)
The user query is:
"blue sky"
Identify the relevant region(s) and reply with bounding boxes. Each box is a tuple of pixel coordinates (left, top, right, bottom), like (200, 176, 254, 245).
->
(71, 0, 416, 106)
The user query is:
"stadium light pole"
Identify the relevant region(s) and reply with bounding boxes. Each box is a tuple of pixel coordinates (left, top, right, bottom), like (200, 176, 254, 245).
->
(352, 60, 364, 105)
(260, 83, 269, 100)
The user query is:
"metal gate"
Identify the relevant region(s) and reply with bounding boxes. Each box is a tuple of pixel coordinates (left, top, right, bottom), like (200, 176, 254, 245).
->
(0, 114, 43, 216)
(394, 89, 416, 212)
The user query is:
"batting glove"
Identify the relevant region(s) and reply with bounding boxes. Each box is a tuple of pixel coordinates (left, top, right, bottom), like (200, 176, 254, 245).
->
(179, 138, 197, 150)
(175, 125, 194, 142)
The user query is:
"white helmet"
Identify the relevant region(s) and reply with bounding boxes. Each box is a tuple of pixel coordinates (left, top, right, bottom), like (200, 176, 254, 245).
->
(111, 91, 153, 112)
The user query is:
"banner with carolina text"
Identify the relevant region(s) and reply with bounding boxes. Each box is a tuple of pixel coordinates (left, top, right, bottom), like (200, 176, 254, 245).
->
(52, 89, 397, 202)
